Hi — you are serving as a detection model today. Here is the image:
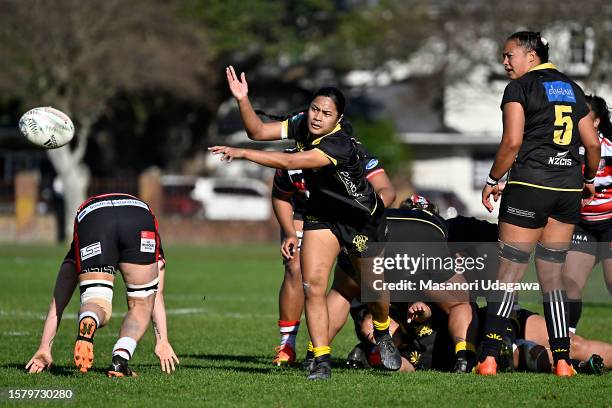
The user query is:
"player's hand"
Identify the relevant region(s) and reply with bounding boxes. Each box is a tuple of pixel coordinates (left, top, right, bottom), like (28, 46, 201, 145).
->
(208, 146, 245, 163)
(25, 349, 53, 373)
(582, 183, 596, 207)
(407, 302, 431, 323)
(155, 340, 180, 374)
(281, 235, 299, 260)
(226, 66, 249, 101)
(482, 183, 502, 213)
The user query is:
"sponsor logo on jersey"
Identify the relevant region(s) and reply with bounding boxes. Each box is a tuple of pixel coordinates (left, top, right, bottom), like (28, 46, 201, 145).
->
(543, 81, 576, 103)
(80, 242, 102, 261)
(140, 231, 156, 253)
(548, 151, 573, 166)
(338, 170, 364, 198)
(365, 159, 379, 170)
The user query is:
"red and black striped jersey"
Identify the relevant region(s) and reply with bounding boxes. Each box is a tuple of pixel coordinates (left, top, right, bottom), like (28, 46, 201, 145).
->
(580, 133, 612, 223)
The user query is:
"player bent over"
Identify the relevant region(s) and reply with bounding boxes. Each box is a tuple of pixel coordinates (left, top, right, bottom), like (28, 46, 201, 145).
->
(25, 193, 178, 376)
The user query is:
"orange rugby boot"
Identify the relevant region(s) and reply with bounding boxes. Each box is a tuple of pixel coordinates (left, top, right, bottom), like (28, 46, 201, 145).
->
(475, 356, 497, 375)
(74, 316, 97, 373)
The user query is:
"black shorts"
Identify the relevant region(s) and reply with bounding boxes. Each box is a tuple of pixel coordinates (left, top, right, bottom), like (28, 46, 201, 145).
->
(499, 183, 581, 228)
(570, 221, 612, 260)
(509, 308, 538, 341)
(303, 196, 387, 258)
(64, 194, 160, 274)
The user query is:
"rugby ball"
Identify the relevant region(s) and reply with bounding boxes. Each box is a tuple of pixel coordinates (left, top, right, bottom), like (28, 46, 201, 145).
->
(18, 107, 75, 149)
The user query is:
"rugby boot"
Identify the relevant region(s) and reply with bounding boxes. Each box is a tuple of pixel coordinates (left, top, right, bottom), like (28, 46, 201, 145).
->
(576, 354, 605, 375)
(273, 344, 296, 366)
(375, 333, 401, 371)
(553, 359, 576, 377)
(475, 356, 497, 375)
(301, 350, 315, 371)
(346, 343, 371, 369)
(74, 316, 97, 373)
(453, 356, 469, 373)
(307, 356, 331, 380)
(107, 355, 138, 377)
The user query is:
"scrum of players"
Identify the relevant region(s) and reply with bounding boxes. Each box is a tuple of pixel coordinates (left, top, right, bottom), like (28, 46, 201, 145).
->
(27, 30, 611, 379)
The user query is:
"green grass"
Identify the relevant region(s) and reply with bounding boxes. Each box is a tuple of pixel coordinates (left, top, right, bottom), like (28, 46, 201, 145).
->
(0, 244, 610, 407)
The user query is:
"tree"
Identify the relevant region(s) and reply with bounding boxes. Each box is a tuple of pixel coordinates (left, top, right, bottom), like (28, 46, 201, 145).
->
(0, 0, 211, 238)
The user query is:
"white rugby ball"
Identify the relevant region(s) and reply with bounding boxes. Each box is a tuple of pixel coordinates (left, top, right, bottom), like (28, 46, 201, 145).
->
(18, 107, 75, 149)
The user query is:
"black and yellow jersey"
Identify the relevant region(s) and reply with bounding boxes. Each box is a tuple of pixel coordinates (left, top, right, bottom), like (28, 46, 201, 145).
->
(281, 112, 378, 223)
(272, 142, 386, 216)
(502, 63, 589, 191)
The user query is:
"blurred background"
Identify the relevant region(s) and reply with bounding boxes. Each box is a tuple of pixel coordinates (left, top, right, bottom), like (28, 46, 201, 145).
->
(1, 0, 611, 243)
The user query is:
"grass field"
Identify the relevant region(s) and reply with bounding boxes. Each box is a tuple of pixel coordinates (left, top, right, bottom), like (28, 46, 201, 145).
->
(0, 244, 610, 407)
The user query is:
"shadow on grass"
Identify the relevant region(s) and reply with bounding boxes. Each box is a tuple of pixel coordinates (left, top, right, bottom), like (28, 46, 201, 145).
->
(1, 362, 90, 377)
(178, 353, 393, 375)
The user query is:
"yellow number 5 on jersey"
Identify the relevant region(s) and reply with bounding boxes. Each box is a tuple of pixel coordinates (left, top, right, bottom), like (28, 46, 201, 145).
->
(553, 105, 573, 145)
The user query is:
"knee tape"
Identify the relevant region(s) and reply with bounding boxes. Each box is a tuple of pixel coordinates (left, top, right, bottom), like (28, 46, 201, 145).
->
(498, 241, 531, 264)
(535, 242, 568, 263)
(126, 277, 159, 298)
(80, 279, 113, 326)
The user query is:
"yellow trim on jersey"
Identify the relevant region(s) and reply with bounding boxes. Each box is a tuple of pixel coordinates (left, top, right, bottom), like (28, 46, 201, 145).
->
(370, 196, 378, 215)
(313, 148, 337, 166)
(386, 217, 447, 238)
(507, 180, 582, 192)
(281, 120, 289, 140)
(311, 123, 342, 146)
(528, 62, 557, 72)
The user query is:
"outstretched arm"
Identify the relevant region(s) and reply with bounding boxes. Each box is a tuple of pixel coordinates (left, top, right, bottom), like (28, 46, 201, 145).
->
(209, 146, 331, 170)
(151, 259, 180, 374)
(26, 262, 78, 373)
(226, 66, 282, 141)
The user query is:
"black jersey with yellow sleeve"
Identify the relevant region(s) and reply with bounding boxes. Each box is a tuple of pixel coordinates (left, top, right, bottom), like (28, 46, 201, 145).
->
(281, 112, 378, 223)
(272, 143, 385, 216)
(502, 63, 589, 191)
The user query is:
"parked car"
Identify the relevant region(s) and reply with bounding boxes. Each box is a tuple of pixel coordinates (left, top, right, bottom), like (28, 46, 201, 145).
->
(190, 177, 271, 221)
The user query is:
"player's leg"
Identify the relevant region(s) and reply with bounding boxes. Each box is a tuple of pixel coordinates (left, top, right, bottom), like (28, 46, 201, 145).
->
(301, 228, 340, 380)
(328, 259, 360, 342)
(523, 313, 611, 371)
(604, 258, 612, 296)
(561, 251, 596, 332)
(107, 262, 158, 377)
(107, 204, 160, 377)
(70, 211, 118, 373)
(603, 258, 612, 296)
(434, 299, 477, 373)
(562, 223, 597, 333)
(275, 219, 304, 366)
(74, 271, 114, 372)
(478, 221, 540, 375)
(537, 217, 575, 375)
(353, 252, 402, 371)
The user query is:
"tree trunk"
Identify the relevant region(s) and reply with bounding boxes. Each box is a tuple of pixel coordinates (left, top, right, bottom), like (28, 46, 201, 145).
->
(46, 119, 92, 241)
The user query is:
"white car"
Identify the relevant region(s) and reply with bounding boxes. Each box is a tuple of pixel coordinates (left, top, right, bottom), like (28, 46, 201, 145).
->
(190, 177, 271, 221)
